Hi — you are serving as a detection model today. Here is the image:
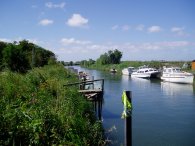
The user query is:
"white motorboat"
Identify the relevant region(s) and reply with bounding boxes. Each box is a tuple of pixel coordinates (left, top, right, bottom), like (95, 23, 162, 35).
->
(131, 66, 160, 78)
(110, 68, 117, 73)
(161, 67, 194, 84)
(122, 67, 135, 75)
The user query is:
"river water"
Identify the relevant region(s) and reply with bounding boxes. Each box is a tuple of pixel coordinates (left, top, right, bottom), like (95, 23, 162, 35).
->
(73, 66, 195, 146)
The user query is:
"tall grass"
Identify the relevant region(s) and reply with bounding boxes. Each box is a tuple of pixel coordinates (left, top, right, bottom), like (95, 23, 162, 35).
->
(0, 64, 104, 145)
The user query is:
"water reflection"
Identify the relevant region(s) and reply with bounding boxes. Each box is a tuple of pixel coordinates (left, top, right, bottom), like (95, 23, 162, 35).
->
(93, 94, 104, 121)
(130, 76, 150, 82)
(161, 82, 194, 96)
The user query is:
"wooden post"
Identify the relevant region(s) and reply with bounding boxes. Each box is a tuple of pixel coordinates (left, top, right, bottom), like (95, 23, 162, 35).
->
(91, 76, 94, 89)
(98, 98, 102, 120)
(102, 79, 104, 92)
(124, 91, 132, 146)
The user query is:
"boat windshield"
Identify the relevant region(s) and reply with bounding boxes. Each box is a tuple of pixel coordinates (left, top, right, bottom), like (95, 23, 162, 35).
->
(164, 68, 182, 73)
(173, 68, 182, 73)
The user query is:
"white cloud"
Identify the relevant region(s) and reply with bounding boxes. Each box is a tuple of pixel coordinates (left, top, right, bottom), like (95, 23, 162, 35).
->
(67, 14, 88, 27)
(0, 37, 41, 45)
(39, 19, 53, 26)
(122, 25, 130, 31)
(55, 38, 195, 61)
(148, 26, 162, 33)
(111, 25, 119, 30)
(45, 2, 65, 9)
(136, 24, 145, 31)
(0, 38, 12, 42)
(171, 27, 183, 32)
(61, 38, 91, 46)
(159, 41, 189, 47)
(171, 27, 187, 36)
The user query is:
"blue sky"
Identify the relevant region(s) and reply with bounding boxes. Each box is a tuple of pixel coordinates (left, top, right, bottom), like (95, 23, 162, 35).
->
(0, 0, 195, 61)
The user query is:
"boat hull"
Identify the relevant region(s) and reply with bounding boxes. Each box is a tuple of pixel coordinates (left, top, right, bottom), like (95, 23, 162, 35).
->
(131, 73, 151, 78)
(161, 75, 194, 84)
(122, 67, 134, 76)
(131, 71, 161, 79)
(122, 71, 131, 76)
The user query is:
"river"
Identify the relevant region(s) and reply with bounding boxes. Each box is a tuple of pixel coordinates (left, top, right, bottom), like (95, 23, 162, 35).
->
(73, 66, 195, 146)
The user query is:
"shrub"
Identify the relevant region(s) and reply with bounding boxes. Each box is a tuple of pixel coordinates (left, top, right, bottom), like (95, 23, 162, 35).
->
(0, 64, 104, 145)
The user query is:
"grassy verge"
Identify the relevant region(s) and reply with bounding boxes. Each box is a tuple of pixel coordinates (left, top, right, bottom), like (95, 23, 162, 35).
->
(0, 64, 104, 145)
(84, 61, 193, 74)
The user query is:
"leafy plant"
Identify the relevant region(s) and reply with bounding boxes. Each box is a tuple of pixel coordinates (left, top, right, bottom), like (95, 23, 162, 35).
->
(0, 64, 105, 145)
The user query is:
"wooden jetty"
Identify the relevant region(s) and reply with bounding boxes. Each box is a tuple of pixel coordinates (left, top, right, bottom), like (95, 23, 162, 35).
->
(64, 79, 104, 100)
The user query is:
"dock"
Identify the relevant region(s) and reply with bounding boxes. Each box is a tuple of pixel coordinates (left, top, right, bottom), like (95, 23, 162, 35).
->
(64, 79, 104, 101)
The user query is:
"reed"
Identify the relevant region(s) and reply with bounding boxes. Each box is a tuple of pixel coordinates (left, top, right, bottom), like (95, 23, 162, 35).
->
(0, 64, 104, 145)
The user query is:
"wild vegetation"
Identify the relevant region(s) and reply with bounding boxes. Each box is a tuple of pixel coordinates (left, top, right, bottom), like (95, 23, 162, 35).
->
(0, 40, 104, 145)
(0, 64, 104, 145)
(0, 40, 55, 73)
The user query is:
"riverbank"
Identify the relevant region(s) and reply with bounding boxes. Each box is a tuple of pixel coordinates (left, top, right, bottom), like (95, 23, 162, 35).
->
(0, 64, 104, 145)
(82, 60, 195, 74)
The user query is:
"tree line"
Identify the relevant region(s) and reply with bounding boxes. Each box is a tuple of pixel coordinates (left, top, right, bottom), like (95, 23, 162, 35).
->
(80, 49, 122, 66)
(0, 40, 56, 73)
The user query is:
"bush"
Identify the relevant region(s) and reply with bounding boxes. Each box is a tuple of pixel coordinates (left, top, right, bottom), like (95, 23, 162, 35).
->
(0, 64, 104, 145)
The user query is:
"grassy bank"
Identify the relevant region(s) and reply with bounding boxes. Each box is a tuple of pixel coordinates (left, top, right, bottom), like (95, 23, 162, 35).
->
(84, 61, 193, 74)
(0, 64, 104, 145)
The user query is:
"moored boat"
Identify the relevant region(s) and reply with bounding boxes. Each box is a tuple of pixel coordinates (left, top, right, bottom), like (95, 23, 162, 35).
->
(110, 68, 117, 73)
(122, 67, 135, 75)
(161, 67, 194, 84)
(131, 66, 160, 78)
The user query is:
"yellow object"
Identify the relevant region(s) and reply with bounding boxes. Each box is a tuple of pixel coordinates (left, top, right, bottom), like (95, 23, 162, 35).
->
(121, 91, 132, 118)
(122, 91, 132, 110)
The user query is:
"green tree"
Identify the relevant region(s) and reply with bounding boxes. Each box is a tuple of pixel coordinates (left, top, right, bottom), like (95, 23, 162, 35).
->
(2, 44, 30, 72)
(0, 41, 8, 70)
(113, 49, 122, 64)
(96, 49, 122, 65)
(0, 40, 56, 72)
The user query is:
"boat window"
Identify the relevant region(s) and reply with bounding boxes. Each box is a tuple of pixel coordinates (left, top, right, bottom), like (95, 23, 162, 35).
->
(168, 69, 172, 73)
(175, 68, 181, 72)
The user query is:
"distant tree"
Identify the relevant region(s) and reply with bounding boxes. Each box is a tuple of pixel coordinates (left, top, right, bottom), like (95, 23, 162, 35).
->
(113, 49, 122, 64)
(0, 39, 56, 72)
(69, 61, 73, 66)
(88, 59, 95, 65)
(2, 44, 30, 72)
(96, 49, 122, 65)
(74, 61, 81, 65)
(0, 41, 8, 70)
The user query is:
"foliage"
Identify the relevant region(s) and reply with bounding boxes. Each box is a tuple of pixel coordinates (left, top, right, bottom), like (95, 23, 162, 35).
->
(0, 40, 56, 73)
(2, 44, 30, 72)
(80, 59, 95, 67)
(96, 49, 122, 65)
(0, 64, 104, 145)
(84, 60, 193, 74)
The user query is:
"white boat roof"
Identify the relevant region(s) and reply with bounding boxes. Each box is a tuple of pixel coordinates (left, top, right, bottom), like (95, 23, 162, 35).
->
(163, 67, 181, 69)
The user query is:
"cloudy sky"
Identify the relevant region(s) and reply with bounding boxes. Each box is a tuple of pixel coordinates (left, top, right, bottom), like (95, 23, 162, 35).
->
(0, 0, 195, 61)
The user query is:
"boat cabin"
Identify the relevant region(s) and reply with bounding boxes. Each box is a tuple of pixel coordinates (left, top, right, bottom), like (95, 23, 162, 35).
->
(163, 67, 182, 73)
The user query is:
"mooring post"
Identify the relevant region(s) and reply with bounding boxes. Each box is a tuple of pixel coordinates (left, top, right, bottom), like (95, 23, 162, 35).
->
(102, 79, 104, 92)
(124, 91, 132, 146)
(91, 76, 94, 89)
